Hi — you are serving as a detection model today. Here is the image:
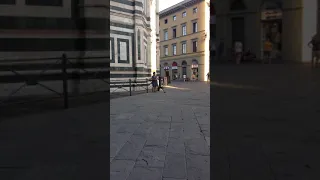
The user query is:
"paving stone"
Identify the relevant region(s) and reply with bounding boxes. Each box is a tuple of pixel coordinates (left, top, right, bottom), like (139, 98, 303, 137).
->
(205, 137, 210, 147)
(157, 116, 172, 122)
(186, 154, 210, 180)
(162, 153, 187, 179)
(110, 160, 135, 180)
(199, 125, 210, 137)
(126, 167, 162, 180)
(166, 138, 185, 154)
(194, 116, 210, 126)
(114, 135, 146, 160)
(183, 123, 203, 140)
(145, 136, 168, 147)
(185, 138, 210, 156)
(110, 133, 132, 157)
(115, 124, 140, 134)
(135, 146, 166, 168)
(133, 122, 154, 136)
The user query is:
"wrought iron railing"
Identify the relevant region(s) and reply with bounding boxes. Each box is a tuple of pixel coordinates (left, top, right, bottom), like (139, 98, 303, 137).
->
(0, 54, 151, 118)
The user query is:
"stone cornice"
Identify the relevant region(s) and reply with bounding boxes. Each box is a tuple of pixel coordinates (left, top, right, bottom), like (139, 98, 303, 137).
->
(159, 0, 204, 18)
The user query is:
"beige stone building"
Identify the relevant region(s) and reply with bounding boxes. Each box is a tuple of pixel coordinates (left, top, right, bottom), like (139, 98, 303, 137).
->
(159, 0, 210, 81)
(215, 0, 319, 63)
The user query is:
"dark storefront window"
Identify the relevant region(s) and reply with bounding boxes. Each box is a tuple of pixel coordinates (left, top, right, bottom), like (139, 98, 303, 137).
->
(0, 0, 15, 4)
(25, 0, 63, 6)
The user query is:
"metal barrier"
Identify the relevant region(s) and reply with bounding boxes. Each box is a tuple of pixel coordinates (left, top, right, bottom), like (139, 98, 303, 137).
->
(0, 54, 151, 113)
(110, 79, 150, 96)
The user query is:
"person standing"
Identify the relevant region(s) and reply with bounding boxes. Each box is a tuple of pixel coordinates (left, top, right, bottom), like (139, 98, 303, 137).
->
(191, 73, 196, 82)
(206, 72, 210, 82)
(234, 41, 243, 64)
(308, 34, 320, 67)
(263, 38, 273, 64)
(151, 72, 158, 92)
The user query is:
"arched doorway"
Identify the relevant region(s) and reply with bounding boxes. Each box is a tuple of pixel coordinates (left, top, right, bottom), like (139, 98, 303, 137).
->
(181, 61, 187, 79)
(172, 62, 178, 80)
(260, 0, 282, 61)
(191, 60, 199, 80)
(230, 0, 246, 53)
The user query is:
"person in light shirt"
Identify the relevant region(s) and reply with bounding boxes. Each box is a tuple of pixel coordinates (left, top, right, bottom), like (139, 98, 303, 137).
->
(308, 34, 320, 67)
(234, 41, 243, 64)
(263, 38, 273, 64)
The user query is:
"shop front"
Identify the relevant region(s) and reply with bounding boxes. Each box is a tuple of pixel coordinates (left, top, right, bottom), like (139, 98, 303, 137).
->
(191, 59, 199, 80)
(261, 2, 282, 61)
(163, 62, 170, 83)
(181, 61, 187, 79)
(171, 62, 178, 80)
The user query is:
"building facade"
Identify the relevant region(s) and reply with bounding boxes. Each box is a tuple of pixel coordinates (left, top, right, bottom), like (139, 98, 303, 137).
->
(210, 1, 216, 68)
(0, 0, 108, 60)
(110, 0, 158, 80)
(159, 0, 210, 81)
(0, 0, 158, 98)
(215, 0, 319, 63)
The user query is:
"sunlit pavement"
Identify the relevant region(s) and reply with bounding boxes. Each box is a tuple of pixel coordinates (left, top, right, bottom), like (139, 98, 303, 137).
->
(211, 64, 320, 179)
(110, 81, 210, 180)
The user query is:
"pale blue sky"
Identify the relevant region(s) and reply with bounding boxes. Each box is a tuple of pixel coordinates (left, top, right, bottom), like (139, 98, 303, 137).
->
(159, 0, 184, 12)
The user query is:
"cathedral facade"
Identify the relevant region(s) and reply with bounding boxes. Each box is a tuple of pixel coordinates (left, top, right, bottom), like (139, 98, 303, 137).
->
(0, 0, 159, 98)
(110, 0, 158, 80)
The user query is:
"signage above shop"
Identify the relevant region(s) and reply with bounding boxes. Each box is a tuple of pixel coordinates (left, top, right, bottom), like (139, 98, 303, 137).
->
(172, 66, 178, 70)
(164, 66, 170, 70)
(261, 9, 282, 20)
(191, 64, 198, 68)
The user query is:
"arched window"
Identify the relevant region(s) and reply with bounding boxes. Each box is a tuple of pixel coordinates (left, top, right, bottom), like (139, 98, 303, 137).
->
(137, 29, 141, 60)
(181, 61, 187, 75)
(230, 0, 246, 11)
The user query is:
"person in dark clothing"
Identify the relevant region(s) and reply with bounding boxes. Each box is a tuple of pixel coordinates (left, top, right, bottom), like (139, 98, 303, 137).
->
(151, 72, 158, 92)
(308, 34, 320, 67)
(157, 76, 166, 93)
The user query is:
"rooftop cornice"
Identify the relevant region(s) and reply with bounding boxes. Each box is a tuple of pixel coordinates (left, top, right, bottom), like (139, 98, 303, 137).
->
(159, 0, 204, 18)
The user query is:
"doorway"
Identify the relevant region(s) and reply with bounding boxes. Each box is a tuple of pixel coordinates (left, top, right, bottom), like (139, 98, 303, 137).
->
(182, 61, 187, 78)
(191, 60, 199, 80)
(231, 17, 245, 50)
(261, 20, 282, 60)
(172, 62, 178, 80)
